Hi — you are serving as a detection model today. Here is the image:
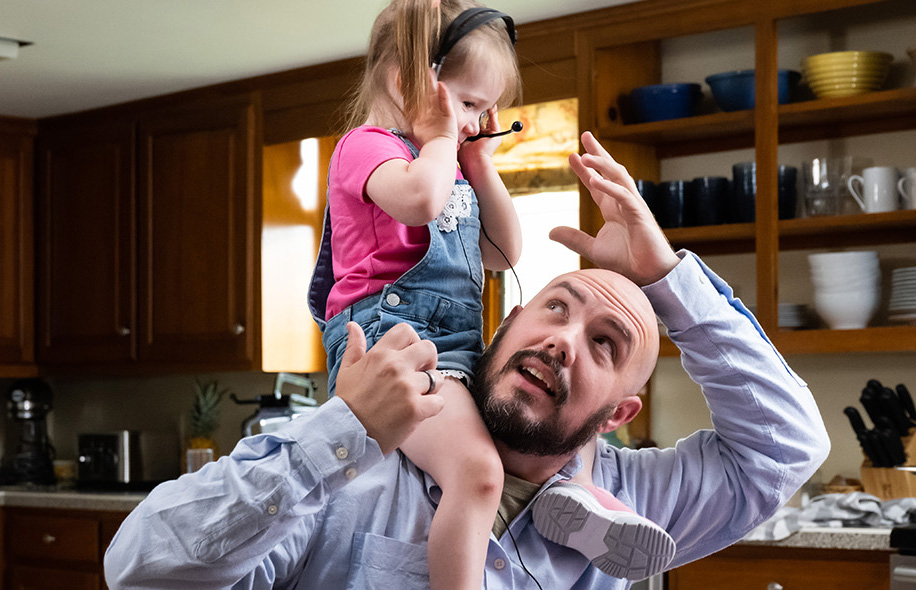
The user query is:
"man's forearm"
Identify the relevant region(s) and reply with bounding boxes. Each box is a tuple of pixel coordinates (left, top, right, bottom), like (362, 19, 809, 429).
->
(104, 397, 384, 589)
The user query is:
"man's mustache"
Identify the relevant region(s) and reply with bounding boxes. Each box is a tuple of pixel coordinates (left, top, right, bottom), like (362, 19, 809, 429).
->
(496, 349, 569, 407)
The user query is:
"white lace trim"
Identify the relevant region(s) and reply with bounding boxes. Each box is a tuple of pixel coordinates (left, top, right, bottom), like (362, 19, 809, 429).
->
(436, 184, 473, 232)
(440, 369, 472, 386)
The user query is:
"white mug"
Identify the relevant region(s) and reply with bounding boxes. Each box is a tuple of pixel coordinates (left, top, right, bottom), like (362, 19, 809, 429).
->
(847, 166, 900, 213)
(898, 167, 916, 210)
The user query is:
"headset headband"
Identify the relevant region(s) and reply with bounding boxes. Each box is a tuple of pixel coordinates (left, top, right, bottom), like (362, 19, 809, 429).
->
(431, 7, 517, 75)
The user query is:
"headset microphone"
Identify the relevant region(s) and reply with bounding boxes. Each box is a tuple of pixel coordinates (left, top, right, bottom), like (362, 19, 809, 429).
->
(465, 120, 523, 142)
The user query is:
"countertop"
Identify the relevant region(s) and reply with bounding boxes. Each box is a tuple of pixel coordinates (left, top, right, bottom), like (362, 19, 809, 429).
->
(0, 487, 897, 551)
(739, 526, 891, 551)
(0, 486, 147, 512)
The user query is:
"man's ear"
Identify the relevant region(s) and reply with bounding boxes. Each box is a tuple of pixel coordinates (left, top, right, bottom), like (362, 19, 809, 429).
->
(504, 305, 523, 322)
(492, 305, 522, 339)
(597, 395, 642, 434)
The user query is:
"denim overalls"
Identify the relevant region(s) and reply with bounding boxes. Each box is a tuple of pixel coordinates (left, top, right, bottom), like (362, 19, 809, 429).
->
(308, 131, 485, 396)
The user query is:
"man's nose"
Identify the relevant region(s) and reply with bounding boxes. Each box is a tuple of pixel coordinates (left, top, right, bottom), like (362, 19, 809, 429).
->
(545, 332, 574, 367)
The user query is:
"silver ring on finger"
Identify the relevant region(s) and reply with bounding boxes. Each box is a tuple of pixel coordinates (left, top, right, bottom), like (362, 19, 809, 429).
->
(422, 369, 437, 395)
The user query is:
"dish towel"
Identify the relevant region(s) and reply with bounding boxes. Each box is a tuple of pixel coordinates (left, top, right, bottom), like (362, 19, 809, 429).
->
(744, 492, 916, 541)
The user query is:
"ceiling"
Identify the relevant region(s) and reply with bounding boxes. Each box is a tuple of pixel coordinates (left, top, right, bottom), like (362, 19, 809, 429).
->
(2, 0, 638, 120)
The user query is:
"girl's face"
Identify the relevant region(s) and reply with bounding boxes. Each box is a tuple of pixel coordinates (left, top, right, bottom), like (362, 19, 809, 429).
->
(442, 59, 505, 144)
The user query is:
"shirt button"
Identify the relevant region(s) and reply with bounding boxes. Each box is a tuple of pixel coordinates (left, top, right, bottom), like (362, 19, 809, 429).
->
(335, 446, 349, 460)
(345, 468, 358, 480)
(493, 558, 506, 570)
(267, 505, 278, 515)
(385, 293, 400, 306)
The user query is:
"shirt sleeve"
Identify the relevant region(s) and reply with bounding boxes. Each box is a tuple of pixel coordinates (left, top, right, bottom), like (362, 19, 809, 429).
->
(332, 127, 414, 204)
(604, 250, 830, 568)
(104, 397, 385, 589)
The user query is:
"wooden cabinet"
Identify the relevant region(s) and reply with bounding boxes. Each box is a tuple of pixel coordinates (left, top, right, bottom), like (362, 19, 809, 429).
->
(668, 544, 890, 589)
(0, 118, 36, 372)
(37, 117, 135, 364)
(137, 96, 258, 366)
(577, 0, 916, 356)
(37, 94, 260, 371)
(3, 507, 129, 590)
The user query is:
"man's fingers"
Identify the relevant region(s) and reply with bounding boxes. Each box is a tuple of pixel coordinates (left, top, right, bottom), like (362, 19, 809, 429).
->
(374, 321, 422, 351)
(419, 368, 444, 395)
(416, 393, 446, 420)
(339, 322, 367, 371)
(549, 226, 593, 258)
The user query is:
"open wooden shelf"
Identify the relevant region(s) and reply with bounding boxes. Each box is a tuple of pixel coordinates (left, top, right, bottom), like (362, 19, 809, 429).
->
(659, 323, 916, 358)
(664, 222, 756, 255)
(774, 325, 916, 355)
(599, 110, 755, 158)
(779, 87, 916, 144)
(598, 87, 916, 159)
(779, 209, 916, 250)
(585, 0, 916, 358)
(661, 209, 916, 254)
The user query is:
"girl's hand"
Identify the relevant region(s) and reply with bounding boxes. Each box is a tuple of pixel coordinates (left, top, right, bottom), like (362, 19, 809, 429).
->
(459, 106, 501, 161)
(412, 72, 457, 148)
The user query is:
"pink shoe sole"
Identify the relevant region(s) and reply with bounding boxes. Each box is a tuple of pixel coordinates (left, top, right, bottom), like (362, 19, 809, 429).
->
(532, 483, 676, 581)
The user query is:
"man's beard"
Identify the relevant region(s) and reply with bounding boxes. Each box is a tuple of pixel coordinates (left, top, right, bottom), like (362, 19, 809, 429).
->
(470, 329, 616, 457)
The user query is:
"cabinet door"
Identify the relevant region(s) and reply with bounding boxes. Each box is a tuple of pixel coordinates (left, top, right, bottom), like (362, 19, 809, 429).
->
(138, 96, 257, 366)
(37, 119, 136, 364)
(0, 124, 35, 365)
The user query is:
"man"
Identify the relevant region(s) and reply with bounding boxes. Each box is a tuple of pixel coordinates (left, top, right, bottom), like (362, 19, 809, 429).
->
(104, 132, 829, 589)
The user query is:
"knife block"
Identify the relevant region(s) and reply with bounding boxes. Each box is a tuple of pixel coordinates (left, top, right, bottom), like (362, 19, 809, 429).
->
(860, 432, 916, 500)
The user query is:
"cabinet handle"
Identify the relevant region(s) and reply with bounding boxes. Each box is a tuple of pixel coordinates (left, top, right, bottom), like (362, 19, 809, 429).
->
(233, 323, 246, 335)
(766, 583, 783, 590)
(42, 533, 56, 544)
(118, 326, 131, 336)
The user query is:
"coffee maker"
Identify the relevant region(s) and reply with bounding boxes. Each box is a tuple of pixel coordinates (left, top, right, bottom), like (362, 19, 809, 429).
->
(2, 378, 56, 485)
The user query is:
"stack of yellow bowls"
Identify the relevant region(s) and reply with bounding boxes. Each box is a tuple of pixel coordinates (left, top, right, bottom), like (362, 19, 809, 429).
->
(802, 51, 893, 98)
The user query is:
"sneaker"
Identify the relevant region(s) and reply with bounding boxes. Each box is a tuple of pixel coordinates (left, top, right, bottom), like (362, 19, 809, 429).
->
(531, 481, 676, 581)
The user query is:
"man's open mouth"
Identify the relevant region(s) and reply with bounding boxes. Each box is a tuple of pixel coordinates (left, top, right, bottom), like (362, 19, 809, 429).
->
(518, 364, 554, 397)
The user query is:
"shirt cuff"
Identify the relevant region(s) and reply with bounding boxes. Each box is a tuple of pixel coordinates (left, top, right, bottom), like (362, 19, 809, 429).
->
(288, 396, 385, 490)
(641, 250, 752, 333)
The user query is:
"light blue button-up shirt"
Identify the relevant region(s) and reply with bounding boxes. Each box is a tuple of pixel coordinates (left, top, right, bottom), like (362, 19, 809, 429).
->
(105, 252, 830, 589)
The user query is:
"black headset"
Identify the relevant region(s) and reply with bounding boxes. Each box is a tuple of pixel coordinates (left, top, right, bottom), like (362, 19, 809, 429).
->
(431, 7, 523, 142)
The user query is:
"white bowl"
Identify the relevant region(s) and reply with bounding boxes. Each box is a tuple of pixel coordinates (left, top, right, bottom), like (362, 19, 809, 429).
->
(813, 288, 880, 329)
(808, 250, 878, 266)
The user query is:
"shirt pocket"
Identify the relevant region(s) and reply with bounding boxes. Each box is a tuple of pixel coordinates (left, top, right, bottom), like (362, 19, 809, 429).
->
(345, 533, 429, 590)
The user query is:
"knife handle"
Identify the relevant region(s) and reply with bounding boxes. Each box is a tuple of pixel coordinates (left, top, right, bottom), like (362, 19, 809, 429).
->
(860, 387, 884, 429)
(844, 406, 868, 433)
(880, 387, 913, 436)
(867, 430, 893, 467)
(898, 384, 916, 422)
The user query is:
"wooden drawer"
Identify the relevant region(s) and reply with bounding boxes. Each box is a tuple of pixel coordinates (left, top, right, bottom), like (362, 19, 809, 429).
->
(7, 565, 99, 590)
(669, 545, 890, 590)
(6, 513, 99, 564)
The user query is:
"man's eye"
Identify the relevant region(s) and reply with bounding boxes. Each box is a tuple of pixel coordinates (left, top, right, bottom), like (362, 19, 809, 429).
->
(546, 300, 565, 313)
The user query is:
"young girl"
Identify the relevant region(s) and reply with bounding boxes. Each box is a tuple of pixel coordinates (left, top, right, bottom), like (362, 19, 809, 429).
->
(308, 0, 673, 585)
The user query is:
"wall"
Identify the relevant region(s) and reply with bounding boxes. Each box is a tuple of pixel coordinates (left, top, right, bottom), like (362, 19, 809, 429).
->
(0, 372, 329, 475)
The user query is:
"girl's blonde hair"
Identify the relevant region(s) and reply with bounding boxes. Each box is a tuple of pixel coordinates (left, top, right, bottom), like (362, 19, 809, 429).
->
(344, 0, 521, 131)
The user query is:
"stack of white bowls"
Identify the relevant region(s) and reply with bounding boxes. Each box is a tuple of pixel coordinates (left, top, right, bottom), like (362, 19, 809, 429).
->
(808, 251, 881, 329)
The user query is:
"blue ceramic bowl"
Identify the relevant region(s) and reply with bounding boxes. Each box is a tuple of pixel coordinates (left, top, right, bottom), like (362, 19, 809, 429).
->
(629, 83, 702, 123)
(705, 69, 801, 112)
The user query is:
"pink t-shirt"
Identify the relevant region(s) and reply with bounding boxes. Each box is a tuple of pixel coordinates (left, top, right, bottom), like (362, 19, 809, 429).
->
(324, 126, 463, 319)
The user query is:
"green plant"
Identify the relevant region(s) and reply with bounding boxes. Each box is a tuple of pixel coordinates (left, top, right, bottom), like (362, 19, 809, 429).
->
(189, 379, 229, 441)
